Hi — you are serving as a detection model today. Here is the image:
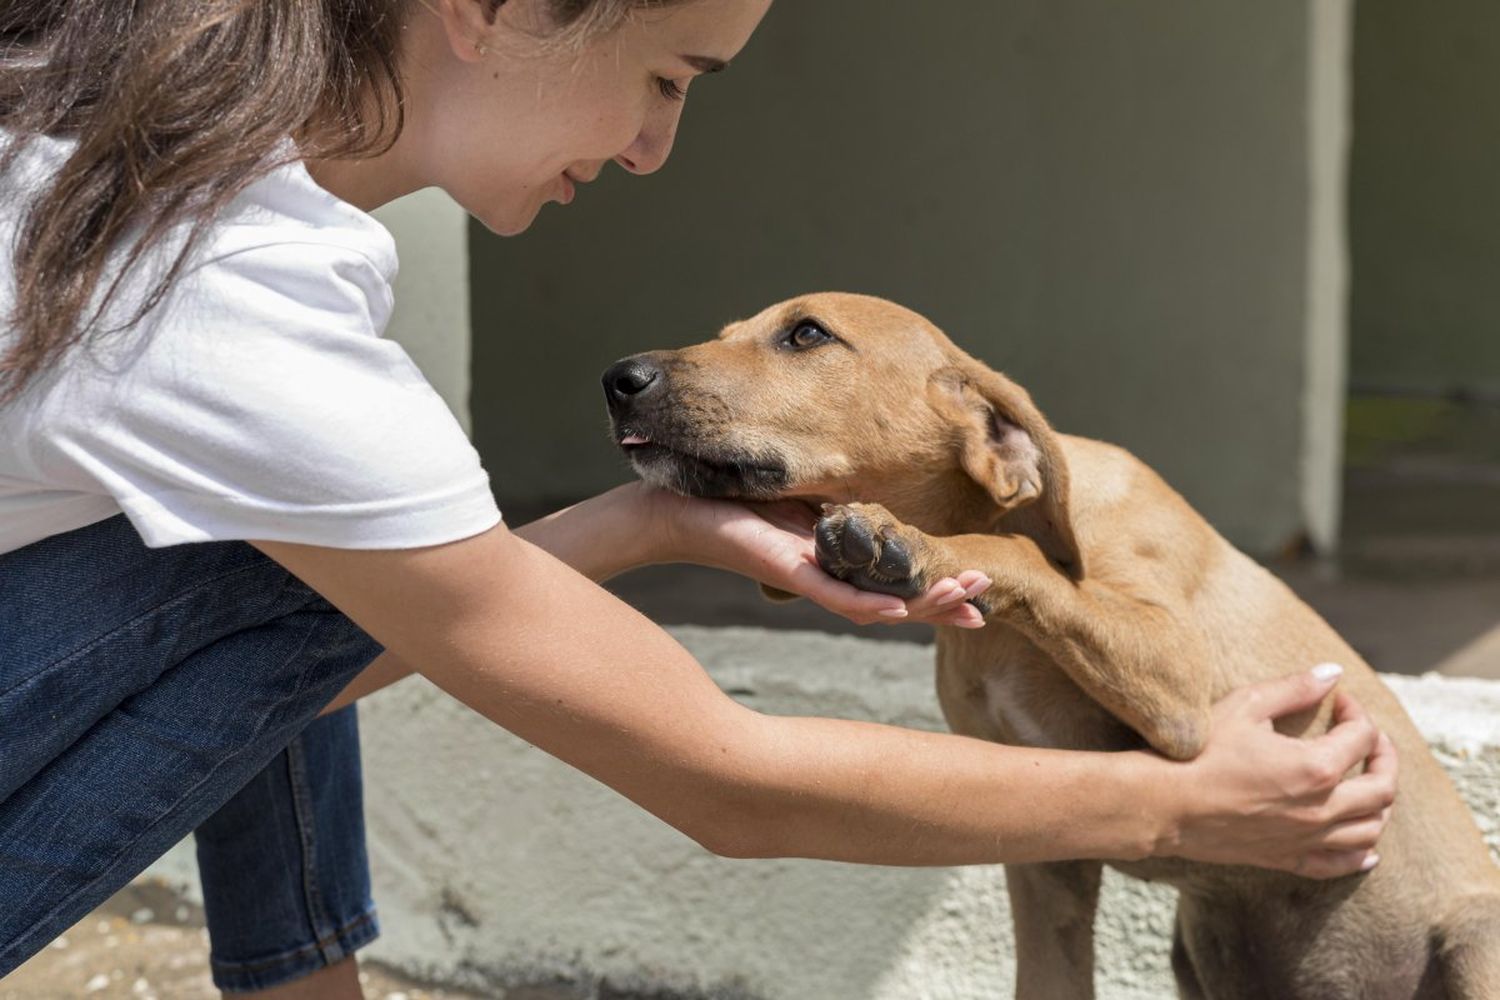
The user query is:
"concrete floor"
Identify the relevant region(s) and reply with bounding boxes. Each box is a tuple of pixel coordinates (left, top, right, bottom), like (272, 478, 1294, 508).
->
(6, 465, 1498, 998)
(0, 880, 491, 1000)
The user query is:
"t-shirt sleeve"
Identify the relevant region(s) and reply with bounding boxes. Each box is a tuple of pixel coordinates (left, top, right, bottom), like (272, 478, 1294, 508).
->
(31, 241, 502, 549)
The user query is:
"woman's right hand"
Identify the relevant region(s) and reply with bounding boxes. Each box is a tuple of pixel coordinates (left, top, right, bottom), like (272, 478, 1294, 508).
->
(642, 485, 991, 628)
(1155, 665, 1398, 879)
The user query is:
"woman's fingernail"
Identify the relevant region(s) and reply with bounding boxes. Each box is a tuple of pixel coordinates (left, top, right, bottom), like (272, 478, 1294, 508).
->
(1311, 662, 1344, 683)
(1360, 852, 1380, 871)
(878, 607, 909, 619)
(964, 577, 993, 598)
(934, 585, 966, 605)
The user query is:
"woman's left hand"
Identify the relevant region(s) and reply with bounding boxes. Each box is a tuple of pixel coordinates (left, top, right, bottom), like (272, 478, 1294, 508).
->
(647, 487, 988, 628)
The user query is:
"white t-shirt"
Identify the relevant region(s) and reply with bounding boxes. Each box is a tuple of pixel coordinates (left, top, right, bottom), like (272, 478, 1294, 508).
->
(0, 132, 502, 555)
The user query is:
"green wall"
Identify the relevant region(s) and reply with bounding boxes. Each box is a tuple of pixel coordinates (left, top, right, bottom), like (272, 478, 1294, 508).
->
(1350, 0, 1500, 394)
(471, 1, 1340, 554)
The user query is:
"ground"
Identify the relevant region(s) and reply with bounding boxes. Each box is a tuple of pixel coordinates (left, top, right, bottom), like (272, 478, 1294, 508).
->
(0, 880, 493, 1000)
(6, 455, 1498, 998)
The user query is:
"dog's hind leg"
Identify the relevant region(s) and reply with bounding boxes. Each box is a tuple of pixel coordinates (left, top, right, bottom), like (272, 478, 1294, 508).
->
(1436, 893, 1500, 999)
(1006, 860, 1102, 1000)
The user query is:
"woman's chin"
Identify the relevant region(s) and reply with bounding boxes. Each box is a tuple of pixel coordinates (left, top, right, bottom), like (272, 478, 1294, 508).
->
(471, 201, 543, 238)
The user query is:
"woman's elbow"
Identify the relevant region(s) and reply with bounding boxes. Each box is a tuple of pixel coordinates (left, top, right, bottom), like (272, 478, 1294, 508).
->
(672, 758, 795, 859)
(674, 795, 784, 860)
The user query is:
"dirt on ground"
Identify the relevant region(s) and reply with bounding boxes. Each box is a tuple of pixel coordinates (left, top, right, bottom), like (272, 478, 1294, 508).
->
(0, 880, 493, 1000)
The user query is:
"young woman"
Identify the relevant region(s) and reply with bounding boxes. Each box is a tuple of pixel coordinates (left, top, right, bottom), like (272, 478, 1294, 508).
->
(0, 2, 1396, 998)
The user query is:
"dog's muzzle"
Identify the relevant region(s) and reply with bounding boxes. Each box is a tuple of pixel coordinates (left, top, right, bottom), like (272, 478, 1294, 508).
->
(600, 353, 790, 500)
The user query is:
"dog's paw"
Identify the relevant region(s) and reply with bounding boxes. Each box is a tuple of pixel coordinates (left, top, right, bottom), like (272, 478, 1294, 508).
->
(815, 503, 928, 599)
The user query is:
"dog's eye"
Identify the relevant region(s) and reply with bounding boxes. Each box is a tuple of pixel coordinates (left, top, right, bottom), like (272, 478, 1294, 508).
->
(783, 321, 833, 351)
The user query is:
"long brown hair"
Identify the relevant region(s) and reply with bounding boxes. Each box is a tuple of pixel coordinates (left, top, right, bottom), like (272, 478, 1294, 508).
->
(0, 0, 671, 405)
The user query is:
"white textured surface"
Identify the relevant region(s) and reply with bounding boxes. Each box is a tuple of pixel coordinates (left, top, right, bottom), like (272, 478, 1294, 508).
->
(140, 629, 1499, 998)
(285, 627, 1497, 1000)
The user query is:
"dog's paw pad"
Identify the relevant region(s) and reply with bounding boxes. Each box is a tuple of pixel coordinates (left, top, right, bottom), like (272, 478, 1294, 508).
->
(815, 504, 924, 599)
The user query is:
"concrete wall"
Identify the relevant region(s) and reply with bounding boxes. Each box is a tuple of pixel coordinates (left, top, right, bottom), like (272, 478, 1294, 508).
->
(470, 0, 1350, 554)
(373, 189, 474, 432)
(1350, 0, 1500, 396)
(146, 630, 1500, 1000)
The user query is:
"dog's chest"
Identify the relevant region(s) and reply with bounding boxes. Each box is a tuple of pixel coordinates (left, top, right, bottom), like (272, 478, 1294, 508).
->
(980, 672, 1054, 747)
(935, 627, 1133, 753)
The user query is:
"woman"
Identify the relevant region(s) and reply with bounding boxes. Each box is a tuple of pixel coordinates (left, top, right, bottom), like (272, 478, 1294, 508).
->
(0, 2, 1395, 998)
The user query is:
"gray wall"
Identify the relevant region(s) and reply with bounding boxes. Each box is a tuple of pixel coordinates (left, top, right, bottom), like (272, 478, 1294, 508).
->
(1350, 0, 1500, 395)
(471, 1, 1346, 554)
(374, 189, 473, 430)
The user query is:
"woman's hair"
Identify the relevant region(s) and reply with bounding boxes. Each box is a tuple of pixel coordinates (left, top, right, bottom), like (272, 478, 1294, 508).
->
(0, 0, 674, 404)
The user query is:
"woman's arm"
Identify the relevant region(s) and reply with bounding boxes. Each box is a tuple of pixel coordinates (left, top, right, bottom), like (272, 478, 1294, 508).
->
(262, 515, 1393, 877)
(322, 483, 984, 713)
(517, 483, 991, 625)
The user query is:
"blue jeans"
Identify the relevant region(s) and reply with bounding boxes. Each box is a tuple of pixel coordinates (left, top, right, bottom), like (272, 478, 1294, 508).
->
(0, 514, 383, 991)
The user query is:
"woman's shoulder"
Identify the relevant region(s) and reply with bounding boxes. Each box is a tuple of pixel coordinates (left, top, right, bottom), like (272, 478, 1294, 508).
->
(0, 128, 397, 289)
(207, 141, 398, 287)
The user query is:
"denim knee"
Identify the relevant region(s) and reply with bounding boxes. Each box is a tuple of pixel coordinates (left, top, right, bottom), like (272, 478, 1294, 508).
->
(0, 515, 384, 977)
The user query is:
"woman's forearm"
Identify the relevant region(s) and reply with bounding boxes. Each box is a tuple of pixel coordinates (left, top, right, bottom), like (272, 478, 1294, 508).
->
(511, 483, 664, 582)
(322, 486, 665, 714)
(282, 509, 1389, 876)
(274, 525, 1182, 867)
(714, 714, 1165, 865)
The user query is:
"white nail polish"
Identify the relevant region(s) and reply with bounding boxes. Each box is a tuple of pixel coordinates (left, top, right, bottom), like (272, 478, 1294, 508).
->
(1311, 662, 1344, 683)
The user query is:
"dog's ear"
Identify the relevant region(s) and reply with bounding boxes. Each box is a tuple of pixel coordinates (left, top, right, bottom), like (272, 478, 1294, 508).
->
(929, 363, 1084, 577)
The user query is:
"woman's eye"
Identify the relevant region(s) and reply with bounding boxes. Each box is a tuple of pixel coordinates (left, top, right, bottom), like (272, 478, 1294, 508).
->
(784, 321, 833, 351)
(656, 77, 687, 101)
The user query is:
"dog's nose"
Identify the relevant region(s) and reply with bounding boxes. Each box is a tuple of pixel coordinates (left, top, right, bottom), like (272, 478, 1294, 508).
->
(601, 357, 664, 407)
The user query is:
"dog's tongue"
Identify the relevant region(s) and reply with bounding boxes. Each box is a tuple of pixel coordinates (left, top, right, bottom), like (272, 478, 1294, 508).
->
(620, 433, 650, 446)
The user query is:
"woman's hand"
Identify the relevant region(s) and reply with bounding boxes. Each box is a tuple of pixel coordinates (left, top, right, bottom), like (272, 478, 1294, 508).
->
(645, 487, 989, 628)
(1154, 664, 1398, 878)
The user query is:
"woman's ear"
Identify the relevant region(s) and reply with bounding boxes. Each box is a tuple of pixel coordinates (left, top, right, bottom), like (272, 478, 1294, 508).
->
(928, 364, 1084, 577)
(431, 0, 500, 63)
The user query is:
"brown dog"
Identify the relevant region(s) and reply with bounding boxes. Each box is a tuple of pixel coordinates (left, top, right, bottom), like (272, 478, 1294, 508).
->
(601, 292, 1500, 999)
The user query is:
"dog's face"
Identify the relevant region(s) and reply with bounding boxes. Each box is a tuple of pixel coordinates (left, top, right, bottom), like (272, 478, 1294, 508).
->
(603, 293, 951, 501)
(603, 291, 1081, 570)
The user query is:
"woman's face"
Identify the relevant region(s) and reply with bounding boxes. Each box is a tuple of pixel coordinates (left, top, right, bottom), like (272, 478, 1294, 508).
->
(412, 0, 773, 235)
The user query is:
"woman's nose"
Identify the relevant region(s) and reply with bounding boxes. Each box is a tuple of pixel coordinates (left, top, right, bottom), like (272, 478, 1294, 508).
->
(615, 103, 683, 176)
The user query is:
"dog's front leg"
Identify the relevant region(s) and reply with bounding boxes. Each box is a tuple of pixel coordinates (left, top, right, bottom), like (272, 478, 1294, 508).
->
(816, 502, 1213, 761)
(1006, 861, 1103, 1000)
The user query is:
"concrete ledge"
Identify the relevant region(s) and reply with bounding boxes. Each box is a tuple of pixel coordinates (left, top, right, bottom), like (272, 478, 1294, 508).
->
(149, 627, 1500, 999)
